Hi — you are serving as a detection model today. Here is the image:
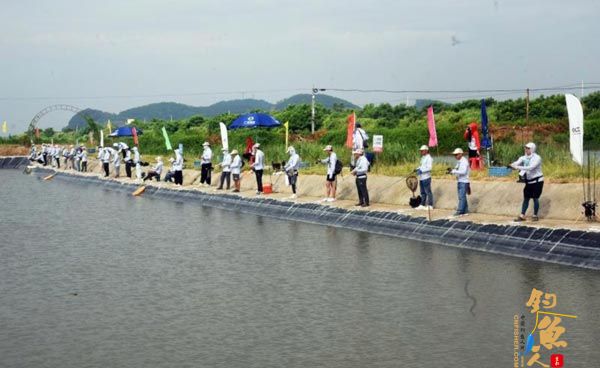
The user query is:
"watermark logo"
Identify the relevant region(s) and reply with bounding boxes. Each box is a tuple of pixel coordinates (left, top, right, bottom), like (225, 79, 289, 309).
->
(514, 288, 577, 368)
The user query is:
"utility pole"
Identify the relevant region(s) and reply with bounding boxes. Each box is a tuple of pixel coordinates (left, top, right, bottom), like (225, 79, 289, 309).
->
(311, 87, 326, 134)
(525, 88, 530, 124)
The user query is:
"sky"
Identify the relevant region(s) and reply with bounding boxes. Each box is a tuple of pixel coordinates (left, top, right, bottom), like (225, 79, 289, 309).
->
(1, 0, 599, 133)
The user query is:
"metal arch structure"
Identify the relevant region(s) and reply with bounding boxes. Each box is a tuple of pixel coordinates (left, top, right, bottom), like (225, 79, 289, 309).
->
(28, 104, 83, 137)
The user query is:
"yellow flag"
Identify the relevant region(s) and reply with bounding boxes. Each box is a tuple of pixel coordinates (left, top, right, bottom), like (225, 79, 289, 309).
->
(1, 121, 7, 133)
(284, 121, 289, 150)
(106, 120, 112, 133)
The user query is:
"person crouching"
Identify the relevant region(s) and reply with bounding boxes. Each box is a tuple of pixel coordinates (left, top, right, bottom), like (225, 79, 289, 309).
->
(351, 149, 370, 207)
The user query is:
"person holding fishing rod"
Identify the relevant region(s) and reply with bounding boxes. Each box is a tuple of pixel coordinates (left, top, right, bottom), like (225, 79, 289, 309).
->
(415, 145, 434, 210)
(230, 150, 243, 192)
(284, 146, 301, 199)
(509, 142, 543, 222)
(319, 145, 340, 202)
(351, 148, 370, 207)
(448, 148, 470, 217)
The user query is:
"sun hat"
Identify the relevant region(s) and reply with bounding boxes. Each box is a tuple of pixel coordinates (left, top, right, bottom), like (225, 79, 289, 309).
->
(452, 148, 464, 155)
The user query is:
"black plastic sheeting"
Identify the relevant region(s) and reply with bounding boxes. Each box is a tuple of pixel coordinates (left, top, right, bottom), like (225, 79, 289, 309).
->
(0, 156, 30, 169)
(18, 167, 600, 270)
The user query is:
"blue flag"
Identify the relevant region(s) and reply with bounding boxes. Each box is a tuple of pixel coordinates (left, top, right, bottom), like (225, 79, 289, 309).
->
(481, 99, 492, 149)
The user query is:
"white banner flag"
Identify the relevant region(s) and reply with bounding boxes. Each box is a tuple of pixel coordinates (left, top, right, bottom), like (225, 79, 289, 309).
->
(565, 94, 584, 166)
(100, 129, 104, 147)
(219, 122, 229, 151)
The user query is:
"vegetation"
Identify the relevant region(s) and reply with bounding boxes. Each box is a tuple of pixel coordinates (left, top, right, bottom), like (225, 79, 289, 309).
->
(3, 91, 600, 181)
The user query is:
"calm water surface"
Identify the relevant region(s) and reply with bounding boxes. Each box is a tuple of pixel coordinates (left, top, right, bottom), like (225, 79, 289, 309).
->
(1, 170, 599, 368)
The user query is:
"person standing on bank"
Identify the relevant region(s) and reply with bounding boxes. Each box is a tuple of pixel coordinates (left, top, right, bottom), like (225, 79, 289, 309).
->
(172, 147, 184, 186)
(351, 123, 369, 167)
(449, 148, 470, 216)
(510, 142, 544, 222)
(132, 146, 142, 181)
(80, 146, 88, 172)
(351, 149, 370, 207)
(284, 146, 301, 199)
(320, 145, 338, 202)
(200, 141, 213, 186)
(230, 149, 242, 192)
(216, 148, 232, 190)
(415, 145, 434, 210)
(112, 143, 121, 178)
(250, 143, 264, 195)
(124, 147, 132, 178)
(100, 145, 111, 177)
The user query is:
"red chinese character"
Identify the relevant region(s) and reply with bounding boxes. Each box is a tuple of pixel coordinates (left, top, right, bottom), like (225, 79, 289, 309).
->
(550, 354, 563, 368)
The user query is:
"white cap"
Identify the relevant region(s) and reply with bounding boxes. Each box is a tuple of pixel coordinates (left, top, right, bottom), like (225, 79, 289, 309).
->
(323, 145, 333, 151)
(287, 146, 294, 153)
(419, 145, 429, 151)
(525, 142, 535, 149)
(202, 142, 210, 146)
(156, 156, 162, 162)
(253, 143, 260, 148)
(452, 148, 464, 155)
(231, 149, 239, 155)
(352, 149, 364, 155)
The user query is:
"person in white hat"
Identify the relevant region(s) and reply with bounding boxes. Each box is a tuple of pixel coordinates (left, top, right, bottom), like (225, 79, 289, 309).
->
(449, 148, 470, 216)
(250, 143, 264, 194)
(172, 148, 184, 185)
(132, 146, 142, 180)
(80, 146, 88, 172)
(320, 145, 338, 202)
(351, 148, 370, 207)
(229, 149, 243, 192)
(216, 148, 232, 190)
(143, 156, 163, 182)
(510, 142, 544, 222)
(284, 146, 301, 199)
(112, 143, 121, 178)
(199, 141, 212, 186)
(100, 145, 111, 177)
(415, 145, 434, 210)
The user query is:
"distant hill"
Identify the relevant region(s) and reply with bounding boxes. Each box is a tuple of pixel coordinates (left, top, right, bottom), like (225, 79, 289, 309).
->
(66, 94, 357, 130)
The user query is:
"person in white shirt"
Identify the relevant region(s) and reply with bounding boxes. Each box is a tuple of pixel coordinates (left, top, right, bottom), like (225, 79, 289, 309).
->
(415, 145, 434, 210)
(351, 123, 368, 166)
(100, 146, 111, 177)
(320, 145, 338, 202)
(172, 148, 184, 185)
(511, 142, 544, 222)
(132, 146, 141, 180)
(124, 148, 132, 178)
(230, 150, 243, 192)
(284, 146, 300, 199)
(216, 148, 232, 190)
(250, 143, 265, 194)
(351, 149, 370, 207)
(80, 146, 88, 172)
(449, 148, 470, 216)
(112, 143, 122, 178)
(199, 141, 213, 186)
(143, 157, 163, 182)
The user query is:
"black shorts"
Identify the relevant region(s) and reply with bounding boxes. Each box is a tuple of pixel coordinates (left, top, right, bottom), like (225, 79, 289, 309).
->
(468, 149, 479, 158)
(326, 174, 337, 182)
(232, 174, 240, 181)
(524, 181, 544, 199)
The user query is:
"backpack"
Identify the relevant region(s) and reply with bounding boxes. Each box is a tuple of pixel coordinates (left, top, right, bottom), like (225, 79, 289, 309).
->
(334, 159, 343, 175)
(240, 159, 245, 168)
(360, 129, 369, 148)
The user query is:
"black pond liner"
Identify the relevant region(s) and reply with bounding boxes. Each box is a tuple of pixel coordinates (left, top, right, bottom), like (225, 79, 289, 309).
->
(4, 157, 600, 271)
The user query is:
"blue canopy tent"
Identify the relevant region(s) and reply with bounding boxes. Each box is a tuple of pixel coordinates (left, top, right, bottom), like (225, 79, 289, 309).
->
(109, 126, 144, 137)
(229, 113, 281, 129)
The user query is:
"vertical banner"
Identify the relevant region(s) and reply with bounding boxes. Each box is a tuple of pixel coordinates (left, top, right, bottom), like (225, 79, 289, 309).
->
(284, 121, 289, 150)
(179, 143, 183, 154)
(427, 106, 438, 147)
(107, 120, 113, 134)
(480, 100, 492, 149)
(373, 135, 383, 153)
(2, 121, 7, 134)
(131, 127, 139, 146)
(161, 127, 172, 150)
(219, 122, 229, 151)
(100, 129, 104, 147)
(565, 94, 584, 166)
(346, 112, 356, 148)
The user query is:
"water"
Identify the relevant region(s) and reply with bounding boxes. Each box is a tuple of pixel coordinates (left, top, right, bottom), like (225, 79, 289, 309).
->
(1, 170, 599, 368)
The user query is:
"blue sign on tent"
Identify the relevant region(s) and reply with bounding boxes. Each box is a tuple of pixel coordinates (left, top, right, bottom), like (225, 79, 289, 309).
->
(229, 113, 281, 129)
(109, 126, 144, 137)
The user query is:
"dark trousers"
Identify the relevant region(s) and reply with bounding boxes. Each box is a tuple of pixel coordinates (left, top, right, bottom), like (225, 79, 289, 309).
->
(81, 161, 87, 172)
(144, 171, 160, 182)
(288, 172, 298, 194)
(255, 169, 264, 192)
(200, 163, 212, 184)
(55, 157, 60, 169)
(42, 153, 48, 166)
(102, 162, 109, 177)
(218, 172, 231, 189)
(355, 176, 369, 205)
(174, 170, 183, 185)
(125, 162, 132, 178)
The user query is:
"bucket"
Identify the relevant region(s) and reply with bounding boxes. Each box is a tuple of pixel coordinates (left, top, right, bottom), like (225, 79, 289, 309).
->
(263, 183, 273, 194)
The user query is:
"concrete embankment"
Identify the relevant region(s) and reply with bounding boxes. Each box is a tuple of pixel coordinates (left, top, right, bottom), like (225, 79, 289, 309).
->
(2, 155, 598, 270)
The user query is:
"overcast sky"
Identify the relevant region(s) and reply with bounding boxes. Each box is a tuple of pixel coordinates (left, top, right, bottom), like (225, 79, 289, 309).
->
(1, 0, 599, 132)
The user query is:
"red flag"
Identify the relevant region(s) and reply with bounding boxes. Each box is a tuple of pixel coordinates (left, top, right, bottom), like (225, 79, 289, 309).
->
(245, 136, 255, 164)
(346, 112, 356, 148)
(427, 106, 438, 147)
(131, 127, 139, 146)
